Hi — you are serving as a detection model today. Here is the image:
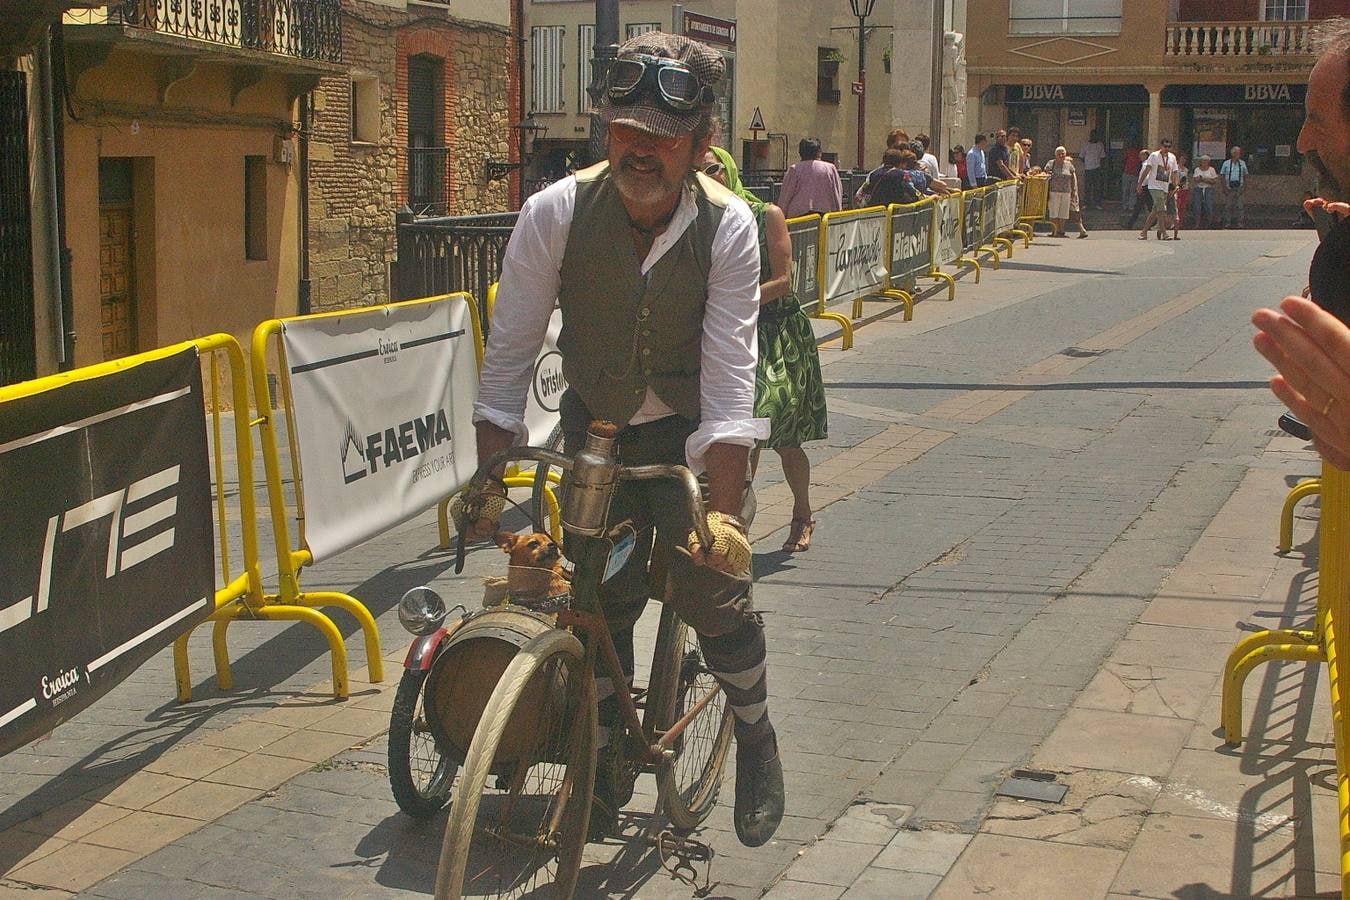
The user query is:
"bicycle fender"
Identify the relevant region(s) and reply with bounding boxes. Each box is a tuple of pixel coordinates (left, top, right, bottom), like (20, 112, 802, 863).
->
(404, 628, 449, 671)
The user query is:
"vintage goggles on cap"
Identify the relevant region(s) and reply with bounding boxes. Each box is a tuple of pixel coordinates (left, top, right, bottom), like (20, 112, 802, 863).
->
(606, 54, 716, 111)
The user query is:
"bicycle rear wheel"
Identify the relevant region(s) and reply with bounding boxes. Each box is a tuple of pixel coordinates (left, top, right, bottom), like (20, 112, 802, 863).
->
(435, 629, 596, 899)
(647, 605, 735, 833)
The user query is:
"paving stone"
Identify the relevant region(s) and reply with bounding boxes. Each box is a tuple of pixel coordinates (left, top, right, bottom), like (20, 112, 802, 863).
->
(932, 832, 1123, 899)
(785, 839, 883, 887)
(872, 829, 974, 876)
(1033, 709, 1192, 778)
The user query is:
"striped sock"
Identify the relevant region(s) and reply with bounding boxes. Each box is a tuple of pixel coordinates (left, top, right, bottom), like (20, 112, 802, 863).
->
(700, 619, 777, 758)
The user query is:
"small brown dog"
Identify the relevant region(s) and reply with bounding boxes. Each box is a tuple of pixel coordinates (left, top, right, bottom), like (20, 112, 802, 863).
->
(494, 531, 570, 600)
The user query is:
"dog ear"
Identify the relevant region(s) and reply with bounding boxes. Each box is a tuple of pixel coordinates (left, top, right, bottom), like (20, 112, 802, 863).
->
(494, 531, 518, 553)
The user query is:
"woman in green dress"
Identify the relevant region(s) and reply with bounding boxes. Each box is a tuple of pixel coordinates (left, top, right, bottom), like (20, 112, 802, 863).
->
(704, 147, 829, 551)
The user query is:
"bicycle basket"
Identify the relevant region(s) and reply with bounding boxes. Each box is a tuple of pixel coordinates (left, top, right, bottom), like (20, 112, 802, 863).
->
(423, 607, 576, 772)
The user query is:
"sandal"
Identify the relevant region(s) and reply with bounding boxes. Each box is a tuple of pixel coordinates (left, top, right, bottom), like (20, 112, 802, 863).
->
(783, 517, 816, 552)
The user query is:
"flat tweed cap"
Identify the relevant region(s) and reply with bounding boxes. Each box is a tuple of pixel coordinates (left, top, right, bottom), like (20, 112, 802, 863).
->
(597, 31, 724, 139)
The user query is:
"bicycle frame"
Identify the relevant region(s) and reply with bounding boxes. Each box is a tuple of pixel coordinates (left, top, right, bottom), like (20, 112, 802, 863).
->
(466, 431, 724, 769)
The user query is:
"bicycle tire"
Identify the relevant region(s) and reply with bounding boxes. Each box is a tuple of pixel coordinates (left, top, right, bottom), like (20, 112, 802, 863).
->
(531, 423, 565, 535)
(435, 629, 596, 900)
(648, 605, 735, 833)
(388, 667, 457, 818)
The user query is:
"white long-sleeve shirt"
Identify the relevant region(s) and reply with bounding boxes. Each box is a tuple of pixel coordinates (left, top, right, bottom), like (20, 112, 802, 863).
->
(472, 174, 769, 472)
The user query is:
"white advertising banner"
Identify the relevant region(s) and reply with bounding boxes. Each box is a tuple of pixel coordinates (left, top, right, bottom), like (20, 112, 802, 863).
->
(522, 307, 565, 446)
(933, 195, 963, 266)
(995, 183, 1020, 234)
(281, 297, 480, 562)
(823, 209, 888, 305)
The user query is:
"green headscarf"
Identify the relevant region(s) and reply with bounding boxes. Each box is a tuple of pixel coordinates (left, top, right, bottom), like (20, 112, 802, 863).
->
(709, 145, 764, 214)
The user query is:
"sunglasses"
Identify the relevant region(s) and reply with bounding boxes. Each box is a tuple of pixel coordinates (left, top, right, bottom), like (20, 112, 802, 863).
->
(607, 122, 682, 151)
(701, 162, 726, 177)
(607, 54, 715, 112)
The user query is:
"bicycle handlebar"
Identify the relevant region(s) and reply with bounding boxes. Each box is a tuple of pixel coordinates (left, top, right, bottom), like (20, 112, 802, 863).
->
(468, 447, 714, 549)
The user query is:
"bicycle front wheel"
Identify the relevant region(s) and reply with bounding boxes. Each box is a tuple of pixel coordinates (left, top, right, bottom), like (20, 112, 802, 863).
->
(388, 667, 457, 818)
(648, 606, 735, 833)
(435, 629, 596, 900)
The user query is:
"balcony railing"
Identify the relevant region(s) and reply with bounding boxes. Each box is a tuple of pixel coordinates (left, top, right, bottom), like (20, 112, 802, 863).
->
(71, 0, 341, 63)
(407, 146, 450, 218)
(1165, 20, 1314, 58)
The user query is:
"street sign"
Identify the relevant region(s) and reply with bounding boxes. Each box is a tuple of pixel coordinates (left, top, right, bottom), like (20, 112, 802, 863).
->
(682, 11, 736, 48)
(747, 106, 766, 132)
(852, 81, 864, 96)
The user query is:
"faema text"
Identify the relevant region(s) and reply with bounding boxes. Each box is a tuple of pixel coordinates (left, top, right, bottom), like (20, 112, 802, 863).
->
(341, 409, 452, 484)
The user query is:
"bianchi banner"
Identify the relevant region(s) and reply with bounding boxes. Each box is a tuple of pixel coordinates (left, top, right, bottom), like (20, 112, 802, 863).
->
(933, 195, 963, 266)
(888, 202, 933, 291)
(995, 183, 1020, 234)
(523, 307, 564, 446)
(282, 297, 479, 561)
(824, 209, 888, 305)
(0, 348, 215, 757)
(788, 216, 822, 311)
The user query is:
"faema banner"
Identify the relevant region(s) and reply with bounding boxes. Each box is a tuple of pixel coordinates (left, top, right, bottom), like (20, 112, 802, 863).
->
(788, 216, 822, 310)
(523, 307, 565, 445)
(933, 195, 963, 266)
(888, 201, 933, 291)
(823, 208, 888, 305)
(994, 182, 1020, 234)
(962, 190, 985, 252)
(282, 297, 479, 561)
(0, 348, 215, 757)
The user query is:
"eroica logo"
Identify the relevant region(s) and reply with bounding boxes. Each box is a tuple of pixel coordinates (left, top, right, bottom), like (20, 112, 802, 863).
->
(532, 351, 567, 413)
(41, 666, 84, 703)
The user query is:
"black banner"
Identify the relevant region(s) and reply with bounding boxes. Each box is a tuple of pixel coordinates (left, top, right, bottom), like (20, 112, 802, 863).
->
(962, 191, 985, 252)
(1004, 84, 1149, 106)
(1161, 83, 1305, 107)
(0, 348, 215, 757)
(888, 203, 933, 291)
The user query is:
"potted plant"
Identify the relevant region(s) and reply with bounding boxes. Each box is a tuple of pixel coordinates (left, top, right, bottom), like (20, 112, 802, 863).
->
(821, 49, 844, 77)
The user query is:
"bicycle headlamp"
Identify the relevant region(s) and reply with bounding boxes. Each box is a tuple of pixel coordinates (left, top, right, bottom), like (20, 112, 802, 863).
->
(606, 54, 716, 112)
(398, 586, 448, 635)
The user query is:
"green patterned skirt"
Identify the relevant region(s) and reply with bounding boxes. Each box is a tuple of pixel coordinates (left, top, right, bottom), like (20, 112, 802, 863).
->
(754, 296, 828, 448)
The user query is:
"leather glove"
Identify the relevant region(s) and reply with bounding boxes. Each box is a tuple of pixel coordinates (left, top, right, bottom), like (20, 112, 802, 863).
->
(449, 485, 506, 540)
(689, 512, 751, 577)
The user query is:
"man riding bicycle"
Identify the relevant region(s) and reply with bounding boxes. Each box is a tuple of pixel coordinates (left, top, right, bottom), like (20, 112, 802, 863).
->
(462, 32, 785, 848)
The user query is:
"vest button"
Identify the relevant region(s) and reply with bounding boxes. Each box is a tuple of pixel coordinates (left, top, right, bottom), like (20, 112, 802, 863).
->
(633, 388, 643, 395)
(641, 348, 651, 356)
(639, 307, 651, 318)
(642, 329, 652, 337)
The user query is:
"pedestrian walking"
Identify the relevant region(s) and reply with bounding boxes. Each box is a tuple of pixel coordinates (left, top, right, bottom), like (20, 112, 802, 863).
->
(777, 137, 843, 218)
(1191, 154, 1219, 227)
(704, 146, 827, 553)
(1221, 146, 1249, 228)
(1045, 147, 1087, 238)
(1173, 154, 1191, 239)
(1139, 137, 1179, 240)
(1080, 129, 1107, 208)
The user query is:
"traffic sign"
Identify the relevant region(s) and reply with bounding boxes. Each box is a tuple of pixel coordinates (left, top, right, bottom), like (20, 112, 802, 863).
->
(852, 81, 864, 96)
(747, 106, 766, 132)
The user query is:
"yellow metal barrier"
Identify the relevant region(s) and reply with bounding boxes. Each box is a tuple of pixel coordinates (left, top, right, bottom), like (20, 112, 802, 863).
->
(241, 294, 485, 698)
(0, 335, 268, 705)
(961, 188, 999, 272)
(1019, 175, 1050, 235)
(1280, 478, 1322, 553)
(789, 213, 853, 347)
(1222, 462, 1350, 893)
(818, 206, 908, 324)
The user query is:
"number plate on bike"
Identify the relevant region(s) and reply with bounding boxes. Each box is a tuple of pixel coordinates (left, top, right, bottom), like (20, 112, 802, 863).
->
(602, 524, 638, 583)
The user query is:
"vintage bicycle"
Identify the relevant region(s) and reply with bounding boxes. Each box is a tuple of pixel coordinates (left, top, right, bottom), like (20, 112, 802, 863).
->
(392, 420, 736, 898)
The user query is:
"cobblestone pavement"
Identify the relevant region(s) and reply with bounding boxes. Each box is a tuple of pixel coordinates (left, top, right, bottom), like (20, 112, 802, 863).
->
(0, 229, 1315, 898)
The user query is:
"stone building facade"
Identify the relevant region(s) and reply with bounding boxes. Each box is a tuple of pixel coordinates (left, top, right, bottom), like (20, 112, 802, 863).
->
(308, 0, 513, 311)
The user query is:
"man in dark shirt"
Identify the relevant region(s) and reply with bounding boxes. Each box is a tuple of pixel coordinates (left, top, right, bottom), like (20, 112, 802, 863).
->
(988, 129, 1014, 181)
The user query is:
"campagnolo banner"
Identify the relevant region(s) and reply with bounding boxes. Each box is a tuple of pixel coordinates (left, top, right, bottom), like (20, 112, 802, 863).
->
(962, 190, 985, 252)
(823, 208, 888, 305)
(888, 201, 933, 291)
(933, 195, 963, 266)
(788, 216, 822, 310)
(994, 182, 1020, 234)
(523, 307, 564, 445)
(282, 297, 479, 561)
(0, 348, 215, 757)
(981, 186, 1000, 246)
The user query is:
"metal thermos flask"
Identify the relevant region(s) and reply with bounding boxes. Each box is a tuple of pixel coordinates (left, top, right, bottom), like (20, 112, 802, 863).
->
(560, 421, 621, 537)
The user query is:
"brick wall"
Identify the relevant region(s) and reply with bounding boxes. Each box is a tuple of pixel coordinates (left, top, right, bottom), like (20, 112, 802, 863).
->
(307, 1, 512, 311)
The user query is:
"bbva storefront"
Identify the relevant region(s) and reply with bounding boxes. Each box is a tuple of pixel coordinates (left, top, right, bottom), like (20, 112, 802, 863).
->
(989, 81, 1312, 214)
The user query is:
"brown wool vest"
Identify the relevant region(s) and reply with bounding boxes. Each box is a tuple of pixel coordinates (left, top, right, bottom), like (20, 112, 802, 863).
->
(557, 161, 732, 426)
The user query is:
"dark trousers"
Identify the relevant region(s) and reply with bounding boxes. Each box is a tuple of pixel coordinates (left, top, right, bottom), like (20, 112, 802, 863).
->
(1126, 186, 1153, 229)
(559, 391, 771, 744)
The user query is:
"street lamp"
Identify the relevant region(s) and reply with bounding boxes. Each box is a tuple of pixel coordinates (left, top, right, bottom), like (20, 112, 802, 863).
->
(848, 0, 878, 170)
(485, 114, 549, 182)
